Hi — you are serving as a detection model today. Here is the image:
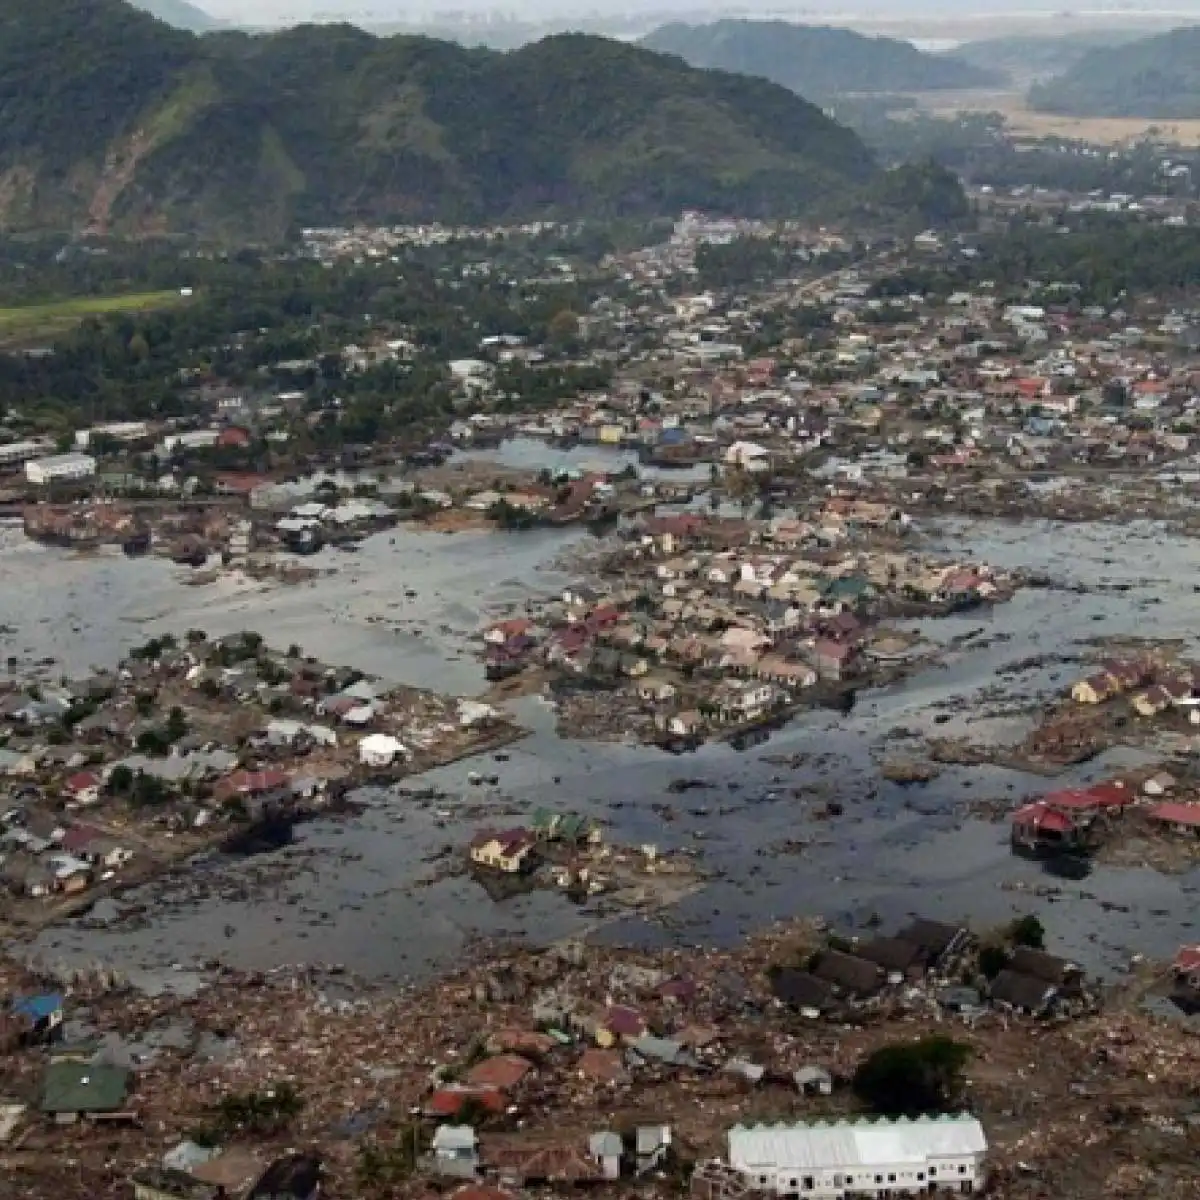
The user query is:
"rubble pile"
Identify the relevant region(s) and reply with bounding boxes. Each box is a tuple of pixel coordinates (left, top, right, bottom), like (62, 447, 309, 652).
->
(3, 922, 1199, 1199)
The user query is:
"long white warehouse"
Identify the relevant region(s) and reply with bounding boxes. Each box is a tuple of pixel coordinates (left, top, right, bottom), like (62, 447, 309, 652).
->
(728, 1115, 987, 1199)
(25, 453, 97, 486)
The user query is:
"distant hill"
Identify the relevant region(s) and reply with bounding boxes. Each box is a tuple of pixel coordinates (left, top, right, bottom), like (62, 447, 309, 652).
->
(130, 0, 219, 31)
(1029, 25, 1200, 117)
(640, 20, 1006, 100)
(947, 29, 1142, 85)
(0, 0, 877, 240)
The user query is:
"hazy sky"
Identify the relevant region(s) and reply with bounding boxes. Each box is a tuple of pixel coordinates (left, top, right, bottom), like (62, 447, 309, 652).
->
(200, 0, 1200, 20)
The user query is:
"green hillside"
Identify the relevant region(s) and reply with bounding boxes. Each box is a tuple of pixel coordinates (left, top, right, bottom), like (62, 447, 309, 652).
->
(948, 29, 1141, 85)
(641, 20, 1006, 99)
(1029, 25, 1200, 117)
(0, 0, 876, 240)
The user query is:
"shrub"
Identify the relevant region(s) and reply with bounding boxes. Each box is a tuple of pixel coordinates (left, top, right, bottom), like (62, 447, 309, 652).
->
(1009, 914, 1046, 950)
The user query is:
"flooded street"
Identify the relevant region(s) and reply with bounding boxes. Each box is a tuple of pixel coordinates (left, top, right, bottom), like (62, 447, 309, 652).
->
(7, 513, 1200, 985)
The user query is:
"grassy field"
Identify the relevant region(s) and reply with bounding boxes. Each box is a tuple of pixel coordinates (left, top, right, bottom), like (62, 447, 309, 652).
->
(0, 290, 187, 346)
(911, 88, 1200, 147)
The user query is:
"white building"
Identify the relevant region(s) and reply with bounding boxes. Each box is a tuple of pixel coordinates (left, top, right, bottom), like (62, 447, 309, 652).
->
(358, 733, 408, 768)
(728, 1116, 987, 1199)
(160, 429, 220, 454)
(75, 422, 150, 448)
(0, 439, 49, 467)
(25, 453, 97, 486)
(725, 440, 771, 471)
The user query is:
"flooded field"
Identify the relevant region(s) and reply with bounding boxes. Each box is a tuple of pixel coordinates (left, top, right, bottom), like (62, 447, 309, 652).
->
(6, 515, 1200, 985)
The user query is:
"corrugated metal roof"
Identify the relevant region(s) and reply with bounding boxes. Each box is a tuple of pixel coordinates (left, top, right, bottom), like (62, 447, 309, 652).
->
(729, 1116, 986, 1172)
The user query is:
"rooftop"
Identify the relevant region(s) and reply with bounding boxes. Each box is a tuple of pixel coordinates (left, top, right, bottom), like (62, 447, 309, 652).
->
(728, 1115, 987, 1172)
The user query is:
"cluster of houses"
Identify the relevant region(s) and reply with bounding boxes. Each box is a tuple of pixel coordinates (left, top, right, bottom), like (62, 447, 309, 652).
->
(1, 987, 320, 1199)
(1011, 770, 1200, 854)
(1070, 656, 1200, 720)
(8, 218, 1200, 577)
(0, 633, 504, 909)
(481, 509, 1007, 743)
(768, 918, 1091, 1022)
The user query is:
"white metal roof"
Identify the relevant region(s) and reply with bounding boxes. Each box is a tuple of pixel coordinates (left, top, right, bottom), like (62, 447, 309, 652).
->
(729, 1116, 986, 1173)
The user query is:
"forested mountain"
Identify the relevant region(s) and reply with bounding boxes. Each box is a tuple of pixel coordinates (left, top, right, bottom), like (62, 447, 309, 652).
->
(641, 20, 1005, 100)
(1028, 25, 1200, 117)
(947, 30, 1139, 86)
(131, 0, 219, 31)
(0, 0, 876, 240)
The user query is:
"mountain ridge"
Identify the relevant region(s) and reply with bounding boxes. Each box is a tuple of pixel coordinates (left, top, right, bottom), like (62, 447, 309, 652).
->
(1028, 24, 1200, 117)
(640, 20, 1005, 100)
(0, 0, 877, 240)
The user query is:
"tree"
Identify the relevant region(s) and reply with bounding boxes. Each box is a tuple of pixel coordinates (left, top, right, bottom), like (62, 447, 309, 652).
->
(165, 706, 188, 741)
(852, 1037, 971, 1116)
(131, 773, 172, 807)
(1009, 914, 1046, 950)
(136, 729, 172, 757)
(108, 764, 134, 794)
(547, 308, 580, 351)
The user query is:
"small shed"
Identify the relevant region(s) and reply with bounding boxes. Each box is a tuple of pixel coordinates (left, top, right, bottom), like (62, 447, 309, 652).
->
(432, 1125, 479, 1177)
(358, 733, 407, 768)
(793, 1065, 833, 1096)
(635, 1125, 671, 1173)
(589, 1131, 623, 1180)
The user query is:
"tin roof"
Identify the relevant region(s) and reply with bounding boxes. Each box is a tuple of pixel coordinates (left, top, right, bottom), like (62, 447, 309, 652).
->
(12, 994, 63, 1022)
(40, 1062, 130, 1114)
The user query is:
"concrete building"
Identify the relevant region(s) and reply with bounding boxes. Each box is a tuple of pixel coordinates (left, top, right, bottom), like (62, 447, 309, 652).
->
(0, 440, 47, 467)
(75, 422, 150, 447)
(25, 453, 97, 486)
(727, 1115, 987, 1199)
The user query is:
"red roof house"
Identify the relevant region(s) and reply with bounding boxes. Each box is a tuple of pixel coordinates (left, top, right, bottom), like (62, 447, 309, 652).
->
(464, 1054, 535, 1091)
(1148, 802, 1200, 830)
(1079, 782, 1137, 810)
(59, 824, 105, 854)
(1173, 945, 1200, 975)
(598, 1004, 646, 1043)
(425, 1086, 506, 1118)
(485, 618, 533, 644)
(64, 771, 102, 801)
(1011, 800, 1075, 839)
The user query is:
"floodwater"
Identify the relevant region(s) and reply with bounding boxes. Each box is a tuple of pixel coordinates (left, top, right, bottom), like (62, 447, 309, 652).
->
(6, 512, 1200, 985)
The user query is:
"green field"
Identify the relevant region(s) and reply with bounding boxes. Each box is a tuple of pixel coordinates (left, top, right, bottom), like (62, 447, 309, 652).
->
(0, 290, 187, 345)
